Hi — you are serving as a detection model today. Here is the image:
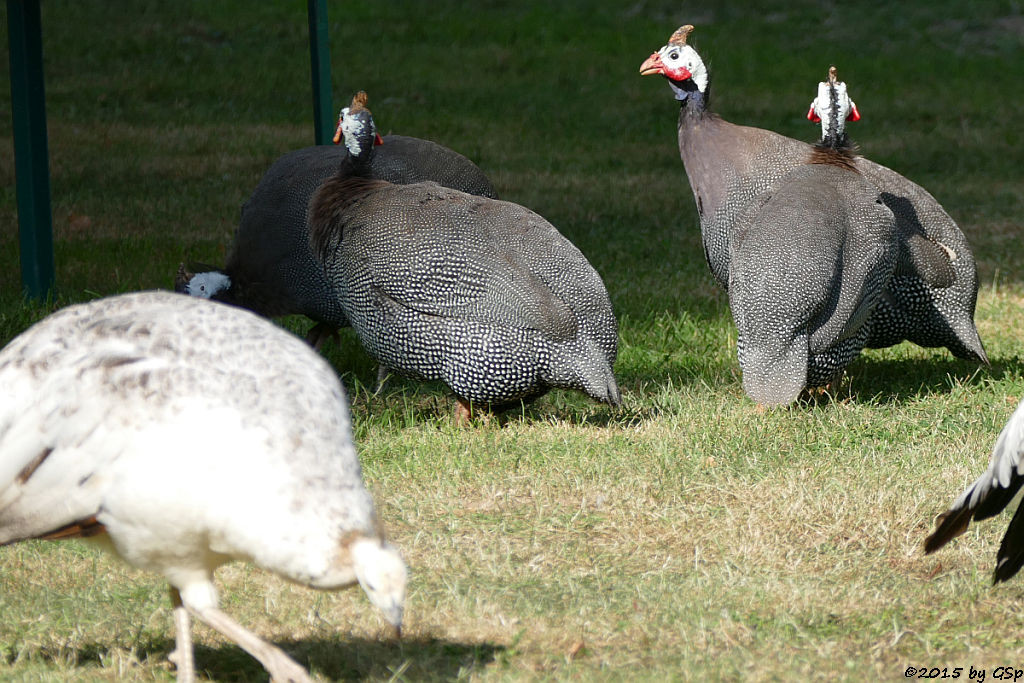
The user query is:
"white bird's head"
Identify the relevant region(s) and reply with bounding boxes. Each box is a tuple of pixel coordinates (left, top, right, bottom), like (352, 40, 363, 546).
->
(332, 91, 384, 161)
(351, 537, 407, 635)
(806, 66, 861, 146)
(639, 25, 709, 102)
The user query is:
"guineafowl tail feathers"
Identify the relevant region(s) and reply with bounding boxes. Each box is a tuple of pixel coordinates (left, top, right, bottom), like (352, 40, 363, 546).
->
(584, 364, 622, 407)
(949, 321, 989, 365)
(548, 339, 621, 407)
(739, 344, 807, 407)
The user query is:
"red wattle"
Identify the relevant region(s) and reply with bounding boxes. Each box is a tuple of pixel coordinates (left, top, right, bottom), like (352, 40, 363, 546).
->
(374, 133, 384, 146)
(847, 104, 861, 122)
(665, 66, 692, 82)
(806, 105, 821, 123)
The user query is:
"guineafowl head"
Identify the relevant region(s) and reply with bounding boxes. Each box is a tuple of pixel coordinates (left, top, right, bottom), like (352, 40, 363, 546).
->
(806, 66, 861, 149)
(332, 91, 383, 163)
(639, 25, 709, 106)
(175, 262, 232, 300)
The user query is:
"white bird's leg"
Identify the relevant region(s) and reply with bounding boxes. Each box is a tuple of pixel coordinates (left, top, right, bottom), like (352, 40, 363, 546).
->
(187, 604, 312, 683)
(168, 587, 196, 683)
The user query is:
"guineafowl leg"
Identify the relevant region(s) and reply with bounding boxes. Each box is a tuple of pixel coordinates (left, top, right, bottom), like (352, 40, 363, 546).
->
(167, 587, 196, 683)
(374, 365, 391, 394)
(305, 322, 340, 351)
(454, 398, 474, 426)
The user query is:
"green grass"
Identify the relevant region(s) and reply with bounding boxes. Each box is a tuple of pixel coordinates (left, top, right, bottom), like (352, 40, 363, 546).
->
(2, 0, 1024, 680)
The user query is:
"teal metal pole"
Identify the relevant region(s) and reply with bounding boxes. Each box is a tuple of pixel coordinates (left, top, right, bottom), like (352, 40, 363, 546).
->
(7, 0, 55, 300)
(307, 0, 333, 145)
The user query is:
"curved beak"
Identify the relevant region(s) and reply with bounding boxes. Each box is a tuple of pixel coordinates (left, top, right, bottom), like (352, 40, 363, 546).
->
(639, 52, 664, 76)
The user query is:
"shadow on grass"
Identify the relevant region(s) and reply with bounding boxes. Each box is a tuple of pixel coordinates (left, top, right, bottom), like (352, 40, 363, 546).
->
(848, 353, 1024, 403)
(332, 345, 1022, 427)
(31, 635, 505, 681)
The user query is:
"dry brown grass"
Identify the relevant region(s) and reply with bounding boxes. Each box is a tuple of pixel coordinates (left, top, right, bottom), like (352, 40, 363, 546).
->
(2, 1, 1024, 680)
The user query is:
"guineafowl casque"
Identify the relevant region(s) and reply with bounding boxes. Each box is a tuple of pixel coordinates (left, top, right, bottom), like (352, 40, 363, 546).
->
(728, 67, 897, 405)
(310, 93, 621, 422)
(0, 291, 406, 682)
(176, 94, 496, 348)
(925, 398, 1024, 583)
(639, 25, 987, 364)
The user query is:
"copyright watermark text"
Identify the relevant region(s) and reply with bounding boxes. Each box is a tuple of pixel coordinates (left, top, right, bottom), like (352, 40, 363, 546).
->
(905, 666, 1023, 681)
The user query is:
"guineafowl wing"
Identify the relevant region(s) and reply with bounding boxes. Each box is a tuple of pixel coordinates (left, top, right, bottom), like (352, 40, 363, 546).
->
(329, 182, 581, 340)
(228, 146, 349, 322)
(373, 135, 497, 199)
(810, 177, 897, 350)
(894, 231, 956, 288)
(856, 158, 985, 362)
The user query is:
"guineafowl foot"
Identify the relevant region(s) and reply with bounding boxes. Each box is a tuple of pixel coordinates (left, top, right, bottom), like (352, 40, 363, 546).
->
(453, 398, 493, 426)
(823, 371, 845, 397)
(798, 371, 846, 405)
(305, 322, 340, 351)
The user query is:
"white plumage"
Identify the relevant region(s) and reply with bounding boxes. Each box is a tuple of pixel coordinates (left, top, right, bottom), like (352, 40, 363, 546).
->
(925, 398, 1024, 583)
(0, 291, 406, 682)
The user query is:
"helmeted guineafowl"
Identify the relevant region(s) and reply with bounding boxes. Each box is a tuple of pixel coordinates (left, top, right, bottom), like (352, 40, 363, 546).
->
(0, 291, 406, 682)
(728, 67, 897, 405)
(309, 94, 621, 421)
(176, 92, 496, 348)
(925, 397, 1024, 583)
(639, 25, 987, 364)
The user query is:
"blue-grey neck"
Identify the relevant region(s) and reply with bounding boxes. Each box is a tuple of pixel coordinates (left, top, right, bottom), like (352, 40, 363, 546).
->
(670, 79, 708, 114)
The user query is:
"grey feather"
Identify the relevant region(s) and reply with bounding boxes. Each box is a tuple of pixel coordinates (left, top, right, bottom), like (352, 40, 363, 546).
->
(644, 27, 986, 363)
(729, 164, 897, 404)
(310, 171, 620, 408)
(179, 127, 496, 335)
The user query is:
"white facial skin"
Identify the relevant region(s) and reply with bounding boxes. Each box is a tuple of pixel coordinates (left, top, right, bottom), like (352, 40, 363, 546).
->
(352, 538, 407, 631)
(656, 43, 709, 93)
(340, 107, 376, 157)
(185, 272, 231, 298)
(811, 81, 856, 140)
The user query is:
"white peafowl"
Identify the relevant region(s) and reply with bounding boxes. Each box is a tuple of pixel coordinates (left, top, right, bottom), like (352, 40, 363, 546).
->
(0, 291, 407, 682)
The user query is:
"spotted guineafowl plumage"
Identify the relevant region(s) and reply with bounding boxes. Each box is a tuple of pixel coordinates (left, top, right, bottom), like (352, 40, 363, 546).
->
(640, 25, 986, 364)
(309, 94, 620, 419)
(925, 398, 1024, 583)
(728, 68, 897, 404)
(0, 291, 406, 682)
(176, 95, 496, 347)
